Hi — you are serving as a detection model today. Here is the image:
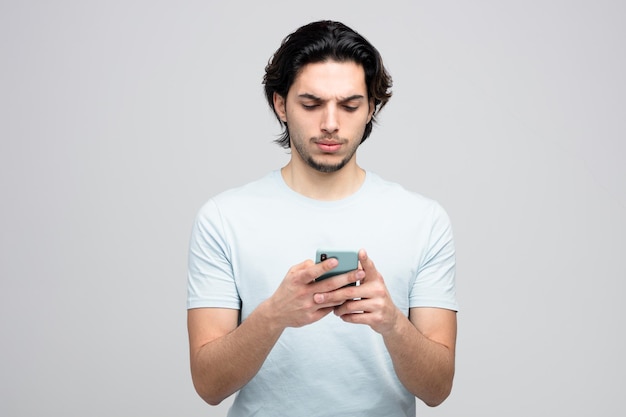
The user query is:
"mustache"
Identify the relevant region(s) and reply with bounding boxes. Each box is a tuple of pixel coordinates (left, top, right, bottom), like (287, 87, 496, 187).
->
(312, 134, 344, 142)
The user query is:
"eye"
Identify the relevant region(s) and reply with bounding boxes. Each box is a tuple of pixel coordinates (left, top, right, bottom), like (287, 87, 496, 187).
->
(343, 105, 358, 112)
(302, 104, 319, 110)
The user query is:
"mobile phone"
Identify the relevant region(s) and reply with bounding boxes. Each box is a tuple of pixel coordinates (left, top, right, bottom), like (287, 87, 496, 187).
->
(315, 250, 359, 284)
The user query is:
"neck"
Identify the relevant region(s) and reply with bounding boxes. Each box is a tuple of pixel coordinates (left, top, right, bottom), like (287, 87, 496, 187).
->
(281, 160, 366, 201)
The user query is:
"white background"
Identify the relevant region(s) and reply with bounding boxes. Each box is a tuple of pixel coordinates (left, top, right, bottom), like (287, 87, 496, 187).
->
(1, 1, 624, 415)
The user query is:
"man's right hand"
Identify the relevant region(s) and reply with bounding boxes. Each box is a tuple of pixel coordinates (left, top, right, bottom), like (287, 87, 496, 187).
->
(261, 257, 362, 329)
(188, 256, 361, 405)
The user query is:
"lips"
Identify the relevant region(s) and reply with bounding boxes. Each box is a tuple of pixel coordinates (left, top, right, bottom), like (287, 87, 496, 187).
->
(317, 142, 341, 153)
(315, 139, 343, 153)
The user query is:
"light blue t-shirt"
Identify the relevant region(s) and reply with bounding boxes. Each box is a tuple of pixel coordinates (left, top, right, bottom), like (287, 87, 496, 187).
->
(187, 170, 457, 416)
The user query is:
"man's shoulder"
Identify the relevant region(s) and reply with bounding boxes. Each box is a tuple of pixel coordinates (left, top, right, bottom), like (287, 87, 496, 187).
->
(366, 172, 440, 209)
(210, 171, 278, 200)
(197, 171, 281, 215)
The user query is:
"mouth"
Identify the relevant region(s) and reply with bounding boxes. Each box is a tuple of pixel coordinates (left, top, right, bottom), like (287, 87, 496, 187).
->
(316, 142, 342, 153)
(314, 138, 344, 153)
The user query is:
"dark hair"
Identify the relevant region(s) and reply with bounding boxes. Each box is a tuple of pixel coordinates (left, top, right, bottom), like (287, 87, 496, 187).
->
(263, 20, 393, 149)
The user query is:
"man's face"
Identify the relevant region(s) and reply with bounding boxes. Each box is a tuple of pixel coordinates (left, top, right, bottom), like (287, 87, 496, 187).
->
(274, 60, 375, 173)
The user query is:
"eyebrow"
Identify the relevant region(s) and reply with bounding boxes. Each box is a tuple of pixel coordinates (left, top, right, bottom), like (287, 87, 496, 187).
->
(297, 93, 365, 103)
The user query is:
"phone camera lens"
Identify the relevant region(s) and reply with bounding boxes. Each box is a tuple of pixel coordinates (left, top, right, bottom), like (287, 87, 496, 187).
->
(321, 253, 327, 261)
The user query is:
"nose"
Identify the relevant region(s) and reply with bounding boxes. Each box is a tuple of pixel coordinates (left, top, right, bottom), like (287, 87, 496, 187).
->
(320, 105, 339, 134)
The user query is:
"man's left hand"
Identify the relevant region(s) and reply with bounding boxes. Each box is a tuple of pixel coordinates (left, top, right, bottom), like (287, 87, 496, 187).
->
(313, 249, 400, 335)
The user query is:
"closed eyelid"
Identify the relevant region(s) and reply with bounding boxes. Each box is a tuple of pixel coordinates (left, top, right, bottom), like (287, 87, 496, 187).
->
(340, 98, 365, 109)
(297, 94, 364, 112)
(301, 102, 320, 110)
(299, 97, 322, 108)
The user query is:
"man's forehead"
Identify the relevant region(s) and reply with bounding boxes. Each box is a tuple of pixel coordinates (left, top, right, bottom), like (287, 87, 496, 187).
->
(290, 60, 367, 98)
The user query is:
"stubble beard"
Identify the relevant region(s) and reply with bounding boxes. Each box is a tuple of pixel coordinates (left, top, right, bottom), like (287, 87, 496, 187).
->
(291, 135, 360, 174)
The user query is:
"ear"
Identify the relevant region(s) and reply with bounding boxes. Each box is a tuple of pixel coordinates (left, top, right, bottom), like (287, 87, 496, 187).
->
(367, 97, 375, 123)
(273, 92, 287, 123)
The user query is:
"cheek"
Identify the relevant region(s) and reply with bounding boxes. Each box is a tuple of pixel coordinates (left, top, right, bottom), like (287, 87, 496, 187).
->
(347, 114, 370, 133)
(287, 111, 316, 131)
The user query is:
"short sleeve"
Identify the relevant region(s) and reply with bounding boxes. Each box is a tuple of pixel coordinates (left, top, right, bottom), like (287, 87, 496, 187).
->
(409, 203, 458, 311)
(187, 199, 241, 310)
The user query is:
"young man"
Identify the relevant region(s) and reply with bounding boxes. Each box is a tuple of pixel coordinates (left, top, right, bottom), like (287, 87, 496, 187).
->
(187, 20, 458, 416)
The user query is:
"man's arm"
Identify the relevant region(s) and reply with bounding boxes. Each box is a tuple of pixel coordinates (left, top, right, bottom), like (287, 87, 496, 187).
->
(314, 249, 457, 407)
(188, 306, 280, 405)
(382, 307, 456, 407)
(188, 257, 359, 405)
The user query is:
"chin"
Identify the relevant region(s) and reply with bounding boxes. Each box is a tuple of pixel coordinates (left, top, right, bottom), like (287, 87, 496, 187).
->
(307, 158, 348, 173)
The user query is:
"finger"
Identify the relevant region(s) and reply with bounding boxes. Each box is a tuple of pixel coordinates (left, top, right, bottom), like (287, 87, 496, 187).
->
(338, 310, 372, 326)
(313, 269, 365, 304)
(358, 249, 381, 283)
(336, 301, 400, 334)
(314, 267, 364, 291)
(334, 297, 378, 316)
(295, 257, 338, 284)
